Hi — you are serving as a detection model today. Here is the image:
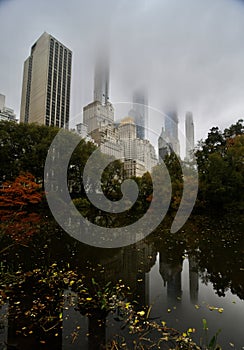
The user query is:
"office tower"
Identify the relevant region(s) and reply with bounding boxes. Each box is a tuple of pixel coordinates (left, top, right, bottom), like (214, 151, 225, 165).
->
(164, 110, 180, 155)
(0, 93, 16, 122)
(20, 32, 72, 128)
(128, 89, 148, 139)
(94, 52, 109, 105)
(185, 111, 195, 160)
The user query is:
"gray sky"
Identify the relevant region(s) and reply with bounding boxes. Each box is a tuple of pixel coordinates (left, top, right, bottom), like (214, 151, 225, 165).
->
(1, 0, 244, 145)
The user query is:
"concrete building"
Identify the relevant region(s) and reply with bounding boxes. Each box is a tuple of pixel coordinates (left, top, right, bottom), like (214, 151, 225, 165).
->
(118, 117, 157, 177)
(0, 94, 16, 122)
(83, 101, 114, 135)
(20, 32, 72, 128)
(185, 111, 195, 161)
(76, 122, 88, 139)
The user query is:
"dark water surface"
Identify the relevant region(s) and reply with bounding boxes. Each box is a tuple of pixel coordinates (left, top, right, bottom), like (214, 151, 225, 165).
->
(0, 215, 244, 349)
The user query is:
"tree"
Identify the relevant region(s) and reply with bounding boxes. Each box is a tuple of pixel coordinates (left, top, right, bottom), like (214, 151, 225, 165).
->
(0, 172, 43, 244)
(195, 120, 244, 210)
(0, 121, 59, 185)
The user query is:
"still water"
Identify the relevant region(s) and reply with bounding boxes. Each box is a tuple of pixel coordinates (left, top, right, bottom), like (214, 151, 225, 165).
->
(0, 215, 244, 349)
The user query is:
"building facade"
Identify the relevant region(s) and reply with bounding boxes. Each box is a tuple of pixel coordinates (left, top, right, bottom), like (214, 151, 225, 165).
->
(20, 32, 72, 128)
(83, 100, 114, 135)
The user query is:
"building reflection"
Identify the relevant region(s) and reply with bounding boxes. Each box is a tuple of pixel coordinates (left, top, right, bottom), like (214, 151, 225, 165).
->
(189, 255, 199, 303)
(159, 254, 182, 300)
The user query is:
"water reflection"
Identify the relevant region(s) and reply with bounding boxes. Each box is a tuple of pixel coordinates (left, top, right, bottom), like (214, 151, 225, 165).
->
(0, 215, 244, 349)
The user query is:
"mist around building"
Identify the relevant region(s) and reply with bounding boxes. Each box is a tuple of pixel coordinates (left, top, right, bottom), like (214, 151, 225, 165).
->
(3, 31, 196, 180)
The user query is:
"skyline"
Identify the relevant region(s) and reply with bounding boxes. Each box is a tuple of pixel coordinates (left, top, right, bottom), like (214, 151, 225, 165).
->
(1, 0, 244, 145)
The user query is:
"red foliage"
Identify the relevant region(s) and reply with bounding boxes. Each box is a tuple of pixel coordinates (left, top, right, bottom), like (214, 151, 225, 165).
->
(0, 173, 43, 242)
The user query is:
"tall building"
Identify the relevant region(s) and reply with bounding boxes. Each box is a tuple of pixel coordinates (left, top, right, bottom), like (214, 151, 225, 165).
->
(83, 100, 114, 134)
(20, 32, 72, 128)
(128, 89, 148, 139)
(164, 110, 180, 155)
(158, 127, 171, 161)
(185, 111, 194, 160)
(118, 117, 157, 177)
(94, 52, 109, 105)
(0, 94, 16, 122)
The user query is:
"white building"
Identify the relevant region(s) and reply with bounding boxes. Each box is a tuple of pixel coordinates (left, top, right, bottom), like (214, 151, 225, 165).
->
(76, 122, 88, 139)
(0, 94, 16, 122)
(83, 100, 114, 134)
(118, 117, 157, 177)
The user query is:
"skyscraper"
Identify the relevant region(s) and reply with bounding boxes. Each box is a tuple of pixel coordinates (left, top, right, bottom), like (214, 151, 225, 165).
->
(185, 111, 195, 160)
(93, 52, 109, 105)
(158, 127, 171, 161)
(128, 89, 148, 139)
(20, 32, 72, 128)
(83, 49, 113, 134)
(164, 110, 180, 155)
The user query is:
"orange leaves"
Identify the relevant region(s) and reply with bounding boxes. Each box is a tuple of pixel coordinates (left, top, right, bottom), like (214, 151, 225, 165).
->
(0, 172, 43, 242)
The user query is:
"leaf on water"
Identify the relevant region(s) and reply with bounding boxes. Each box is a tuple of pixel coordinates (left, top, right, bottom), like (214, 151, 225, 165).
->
(202, 318, 208, 331)
(137, 310, 145, 316)
(125, 302, 130, 309)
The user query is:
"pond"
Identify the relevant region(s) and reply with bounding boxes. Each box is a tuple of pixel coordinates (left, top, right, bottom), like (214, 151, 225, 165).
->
(0, 214, 244, 349)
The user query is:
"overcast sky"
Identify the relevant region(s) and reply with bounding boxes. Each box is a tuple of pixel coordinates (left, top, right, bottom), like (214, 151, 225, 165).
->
(1, 0, 244, 146)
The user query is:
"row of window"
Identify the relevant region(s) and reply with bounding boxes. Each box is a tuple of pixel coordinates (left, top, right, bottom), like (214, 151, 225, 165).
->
(24, 57, 33, 123)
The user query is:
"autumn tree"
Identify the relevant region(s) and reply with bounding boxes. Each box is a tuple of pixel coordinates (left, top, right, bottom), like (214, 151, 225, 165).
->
(0, 172, 43, 245)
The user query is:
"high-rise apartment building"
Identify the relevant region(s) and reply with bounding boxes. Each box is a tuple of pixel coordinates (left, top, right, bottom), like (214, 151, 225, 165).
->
(20, 32, 72, 128)
(185, 111, 194, 160)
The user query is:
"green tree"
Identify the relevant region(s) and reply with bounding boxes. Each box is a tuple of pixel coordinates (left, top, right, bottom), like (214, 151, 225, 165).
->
(195, 120, 244, 210)
(0, 121, 59, 185)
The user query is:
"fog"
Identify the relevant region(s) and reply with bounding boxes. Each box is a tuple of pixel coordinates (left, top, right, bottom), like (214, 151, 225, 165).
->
(1, 0, 244, 143)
